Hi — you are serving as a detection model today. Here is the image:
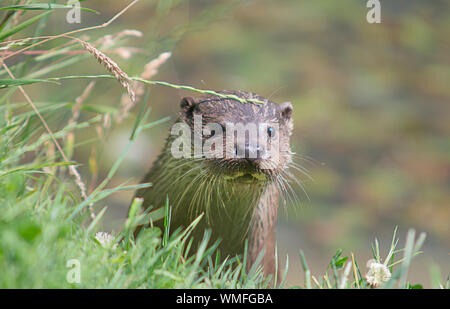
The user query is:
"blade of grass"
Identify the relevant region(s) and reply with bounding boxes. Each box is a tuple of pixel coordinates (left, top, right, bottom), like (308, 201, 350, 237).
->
(299, 250, 311, 289)
(0, 78, 59, 87)
(0, 3, 98, 14)
(0, 11, 52, 42)
(351, 253, 360, 289)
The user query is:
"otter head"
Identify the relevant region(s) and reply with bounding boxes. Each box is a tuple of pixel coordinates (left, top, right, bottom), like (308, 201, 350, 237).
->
(176, 90, 293, 183)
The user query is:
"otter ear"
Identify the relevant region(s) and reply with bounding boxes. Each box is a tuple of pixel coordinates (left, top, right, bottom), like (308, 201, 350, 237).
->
(280, 101, 293, 120)
(180, 96, 197, 119)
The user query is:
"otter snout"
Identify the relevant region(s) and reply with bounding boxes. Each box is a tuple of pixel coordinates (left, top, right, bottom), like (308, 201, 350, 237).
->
(234, 142, 266, 162)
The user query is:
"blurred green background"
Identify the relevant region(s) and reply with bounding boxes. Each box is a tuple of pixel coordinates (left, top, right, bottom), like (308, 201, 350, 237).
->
(11, 0, 449, 286)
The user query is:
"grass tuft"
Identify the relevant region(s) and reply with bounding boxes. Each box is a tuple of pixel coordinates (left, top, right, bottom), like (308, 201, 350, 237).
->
(0, 0, 447, 289)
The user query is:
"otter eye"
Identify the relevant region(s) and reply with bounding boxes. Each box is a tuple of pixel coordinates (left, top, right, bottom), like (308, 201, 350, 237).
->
(267, 126, 275, 137)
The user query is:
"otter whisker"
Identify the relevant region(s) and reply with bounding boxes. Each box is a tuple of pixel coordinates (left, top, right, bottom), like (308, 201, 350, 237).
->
(283, 169, 310, 202)
(289, 161, 314, 182)
(185, 168, 209, 219)
(290, 152, 322, 166)
(132, 90, 296, 280)
(276, 172, 299, 208)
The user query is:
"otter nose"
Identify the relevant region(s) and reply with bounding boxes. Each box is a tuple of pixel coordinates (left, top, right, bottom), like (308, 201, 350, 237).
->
(235, 143, 265, 162)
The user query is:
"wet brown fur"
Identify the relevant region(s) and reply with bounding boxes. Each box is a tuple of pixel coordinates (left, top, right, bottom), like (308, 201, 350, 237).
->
(133, 90, 294, 280)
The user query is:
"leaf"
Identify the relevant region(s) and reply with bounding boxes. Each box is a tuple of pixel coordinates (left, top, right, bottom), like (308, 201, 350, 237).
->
(0, 161, 80, 178)
(407, 283, 423, 289)
(0, 4, 99, 14)
(0, 11, 52, 42)
(0, 78, 58, 88)
(87, 207, 107, 234)
(329, 249, 349, 270)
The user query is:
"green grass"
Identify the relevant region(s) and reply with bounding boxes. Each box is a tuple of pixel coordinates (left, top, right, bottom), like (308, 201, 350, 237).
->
(1, 115, 447, 289)
(0, 113, 270, 288)
(0, 131, 447, 289)
(0, 80, 447, 291)
(0, 0, 448, 289)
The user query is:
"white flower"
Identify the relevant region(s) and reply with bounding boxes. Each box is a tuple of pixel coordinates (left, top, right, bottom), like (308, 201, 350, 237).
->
(365, 259, 391, 287)
(95, 232, 117, 249)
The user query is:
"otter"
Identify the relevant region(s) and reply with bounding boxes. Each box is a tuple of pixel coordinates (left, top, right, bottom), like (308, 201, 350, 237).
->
(133, 90, 294, 279)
